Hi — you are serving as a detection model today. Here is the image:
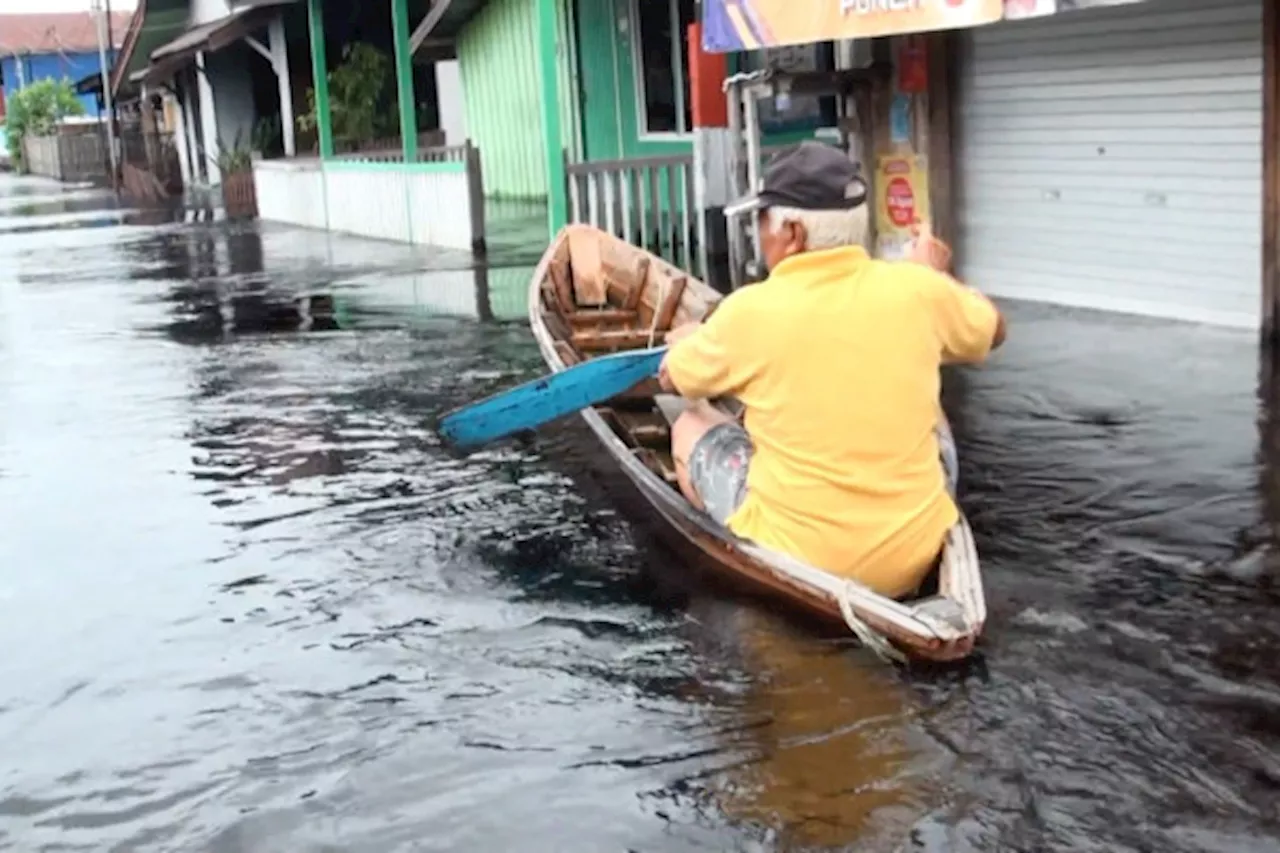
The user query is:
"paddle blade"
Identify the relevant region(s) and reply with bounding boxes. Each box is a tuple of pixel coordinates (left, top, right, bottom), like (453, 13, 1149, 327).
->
(437, 347, 668, 449)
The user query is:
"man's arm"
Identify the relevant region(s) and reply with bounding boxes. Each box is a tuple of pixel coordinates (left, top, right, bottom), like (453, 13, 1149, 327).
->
(657, 295, 756, 398)
(909, 225, 1006, 361)
(918, 267, 1005, 363)
(657, 323, 697, 393)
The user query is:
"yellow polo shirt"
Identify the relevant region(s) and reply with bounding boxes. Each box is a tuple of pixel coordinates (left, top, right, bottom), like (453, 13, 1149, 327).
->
(665, 246, 999, 598)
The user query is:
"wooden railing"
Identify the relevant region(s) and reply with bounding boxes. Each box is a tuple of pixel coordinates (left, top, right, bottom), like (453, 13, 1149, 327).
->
(564, 153, 698, 275)
(331, 130, 446, 157)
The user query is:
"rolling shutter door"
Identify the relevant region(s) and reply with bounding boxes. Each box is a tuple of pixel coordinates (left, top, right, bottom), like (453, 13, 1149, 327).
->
(954, 0, 1263, 328)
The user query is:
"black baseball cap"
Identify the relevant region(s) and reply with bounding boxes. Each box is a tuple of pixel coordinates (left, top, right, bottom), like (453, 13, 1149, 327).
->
(724, 140, 868, 218)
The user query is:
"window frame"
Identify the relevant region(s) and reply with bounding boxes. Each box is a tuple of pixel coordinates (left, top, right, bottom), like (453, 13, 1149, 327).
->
(628, 0, 694, 141)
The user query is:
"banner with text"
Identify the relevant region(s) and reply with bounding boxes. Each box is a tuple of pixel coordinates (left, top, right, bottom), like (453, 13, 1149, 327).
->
(701, 0, 1004, 53)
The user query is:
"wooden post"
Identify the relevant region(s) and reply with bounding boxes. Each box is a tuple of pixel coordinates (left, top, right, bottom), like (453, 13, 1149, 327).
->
(172, 87, 192, 185)
(867, 34, 955, 265)
(195, 50, 220, 185)
(925, 32, 955, 254)
(467, 139, 487, 255)
(687, 21, 732, 289)
(536, 0, 568, 235)
(1264, 0, 1279, 345)
(91, 0, 119, 190)
(391, 0, 419, 163)
(268, 15, 296, 157)
(181, 73, 203, 183)
(306, 0, 334, 159)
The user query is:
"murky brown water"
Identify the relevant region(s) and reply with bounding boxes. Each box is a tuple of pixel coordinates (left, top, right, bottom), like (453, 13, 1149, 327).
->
(0, 173, 1277, 852)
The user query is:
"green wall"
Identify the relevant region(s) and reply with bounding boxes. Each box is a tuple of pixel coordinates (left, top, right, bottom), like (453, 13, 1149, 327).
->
(456, 0, 831, 202)
(555, 0, 583, 161)
(457, 0, 547, 199)
(575, 0, 691, 162)
(571, 0, 824, 163)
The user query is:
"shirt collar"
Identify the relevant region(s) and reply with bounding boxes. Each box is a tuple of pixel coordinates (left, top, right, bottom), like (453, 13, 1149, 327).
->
(768, 246, 871, 280)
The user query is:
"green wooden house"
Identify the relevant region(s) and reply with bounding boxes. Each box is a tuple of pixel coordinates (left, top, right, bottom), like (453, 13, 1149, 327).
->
(430, 0, 839, 261)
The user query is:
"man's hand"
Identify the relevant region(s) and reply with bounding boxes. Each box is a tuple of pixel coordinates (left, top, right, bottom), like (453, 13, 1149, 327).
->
(664, 322, 700, 346)
(909, 221, 952, 272)
(658, 323, 699, 393)
(658, 358, 676, 394)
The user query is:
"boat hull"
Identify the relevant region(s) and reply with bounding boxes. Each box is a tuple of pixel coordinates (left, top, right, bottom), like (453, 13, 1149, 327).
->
(526, 224, 985, 662)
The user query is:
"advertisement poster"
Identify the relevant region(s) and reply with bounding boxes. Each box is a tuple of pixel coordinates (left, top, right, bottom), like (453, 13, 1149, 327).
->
(701, 0, 1004, 53)
(874, 154, 930, 260)
(895, 35, 929, 93)
(889, 95, 913, 145)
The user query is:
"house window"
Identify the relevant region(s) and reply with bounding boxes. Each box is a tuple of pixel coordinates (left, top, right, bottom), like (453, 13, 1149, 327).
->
(632, 0, 696, 136)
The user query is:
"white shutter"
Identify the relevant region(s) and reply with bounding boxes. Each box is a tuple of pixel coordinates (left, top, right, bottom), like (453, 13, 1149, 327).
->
(955, 0, 1263, 328)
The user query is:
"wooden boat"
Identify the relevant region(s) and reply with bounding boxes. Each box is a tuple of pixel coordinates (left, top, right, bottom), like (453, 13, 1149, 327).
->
(529, 223, 985, 663)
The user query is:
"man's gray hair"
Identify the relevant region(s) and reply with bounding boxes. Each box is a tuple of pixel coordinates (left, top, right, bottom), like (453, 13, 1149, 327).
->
(768, 204, 870, 252)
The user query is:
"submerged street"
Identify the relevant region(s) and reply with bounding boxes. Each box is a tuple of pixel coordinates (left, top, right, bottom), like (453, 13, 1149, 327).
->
(0, 172, 1277, 852)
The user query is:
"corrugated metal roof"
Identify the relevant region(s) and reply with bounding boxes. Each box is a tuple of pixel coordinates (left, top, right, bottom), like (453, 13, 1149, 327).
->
(150, 0, 291, 62)
(138, 0, 294, 88)
(110, 0, 189, 97)
(0, 11, 134, 56)
(414, 0, 490, 43)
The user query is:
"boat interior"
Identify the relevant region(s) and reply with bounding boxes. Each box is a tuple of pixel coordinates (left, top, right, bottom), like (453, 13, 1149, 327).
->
(534, 227, 732, 490)
(532, 226, 983, 663)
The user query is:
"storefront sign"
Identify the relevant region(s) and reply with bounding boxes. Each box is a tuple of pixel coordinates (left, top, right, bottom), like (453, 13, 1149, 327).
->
(874, 154, 931, 259)
(701, 0, 1004, 53)
(1003, 0, 1055, 16)
(1003, 0, 1150, 18)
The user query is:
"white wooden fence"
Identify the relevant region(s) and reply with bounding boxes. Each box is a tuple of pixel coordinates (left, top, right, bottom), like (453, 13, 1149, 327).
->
(252, 141, 486, 254)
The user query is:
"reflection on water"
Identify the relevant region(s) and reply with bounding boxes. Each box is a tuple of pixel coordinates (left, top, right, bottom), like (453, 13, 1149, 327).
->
(699, 609, 938, 850)
(0, 175, 1277, 852)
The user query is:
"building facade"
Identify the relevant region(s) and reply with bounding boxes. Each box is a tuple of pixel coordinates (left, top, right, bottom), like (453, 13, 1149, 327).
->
(0, 12, 133, 116)
(954, 0, 1263, 328)
(455, 0, 1274, 334)
(450, 0, 831, 200)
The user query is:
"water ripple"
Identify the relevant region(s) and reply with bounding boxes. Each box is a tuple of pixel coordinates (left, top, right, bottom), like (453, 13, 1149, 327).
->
(0, 190, 1277, 851)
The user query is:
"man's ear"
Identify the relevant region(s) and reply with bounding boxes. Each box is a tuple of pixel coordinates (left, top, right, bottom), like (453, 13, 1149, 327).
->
(790, 220, 808, 251)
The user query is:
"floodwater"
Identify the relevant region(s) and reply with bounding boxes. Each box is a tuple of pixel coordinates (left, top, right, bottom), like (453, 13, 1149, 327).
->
(0, 172, 1277, 853)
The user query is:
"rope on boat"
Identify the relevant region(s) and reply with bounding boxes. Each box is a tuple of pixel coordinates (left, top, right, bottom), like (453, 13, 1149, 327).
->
(648, 276, 667, 348)
(837, 583, 907, 665)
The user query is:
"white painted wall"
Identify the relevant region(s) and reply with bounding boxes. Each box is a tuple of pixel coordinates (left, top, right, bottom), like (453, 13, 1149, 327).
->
(205, 45, 258, 155)
(254, 161, 479, 251)
(326, 167, 475, 249)
(190, 0, 230, 26)
(254, 160, 328, 230)
(435, 61, 468, 145)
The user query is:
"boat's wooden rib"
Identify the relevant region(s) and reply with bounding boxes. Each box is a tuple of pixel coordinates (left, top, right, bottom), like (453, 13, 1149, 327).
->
(567, 309, 639, 327)
(527, 223, 986, 663)
(572, 328, 668, 352)
(652, 275, 688, 332)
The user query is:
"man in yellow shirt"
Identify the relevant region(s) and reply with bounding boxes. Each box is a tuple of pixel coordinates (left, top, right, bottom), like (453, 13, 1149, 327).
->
(657, 141, 1006, 599)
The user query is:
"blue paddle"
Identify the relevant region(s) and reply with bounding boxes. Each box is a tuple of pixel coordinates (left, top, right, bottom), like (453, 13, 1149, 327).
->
(437, 346, 669, 449)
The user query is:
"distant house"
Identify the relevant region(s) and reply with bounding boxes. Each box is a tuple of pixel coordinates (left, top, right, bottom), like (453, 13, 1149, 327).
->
(0, 11, 134, 116)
